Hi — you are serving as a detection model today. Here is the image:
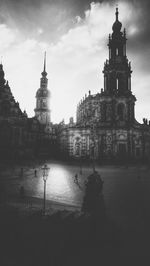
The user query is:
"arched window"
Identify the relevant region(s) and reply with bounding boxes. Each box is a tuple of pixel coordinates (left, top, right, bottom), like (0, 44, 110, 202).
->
(74, 137, 81, 156)
(116, 48, 119, 56)
(117, 103, 125, 121)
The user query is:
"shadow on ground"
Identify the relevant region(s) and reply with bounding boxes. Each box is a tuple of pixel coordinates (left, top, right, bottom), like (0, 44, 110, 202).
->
(1, 205, 150, 266)
(0, 205, 123, 266)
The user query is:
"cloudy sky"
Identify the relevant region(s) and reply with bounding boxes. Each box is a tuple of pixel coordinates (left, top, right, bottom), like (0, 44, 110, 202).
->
(0, 0, 150, 123)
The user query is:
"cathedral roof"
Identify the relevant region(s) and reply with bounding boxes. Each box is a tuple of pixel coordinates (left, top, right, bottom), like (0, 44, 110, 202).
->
(0, 63, 26, 119)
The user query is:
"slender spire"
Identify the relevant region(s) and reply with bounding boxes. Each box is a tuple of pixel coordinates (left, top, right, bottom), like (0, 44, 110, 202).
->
(44, 51, 46, 72)
(115, 6, 119, 21)
(112, 5, 122, 33)
(41, 51, 47, 77)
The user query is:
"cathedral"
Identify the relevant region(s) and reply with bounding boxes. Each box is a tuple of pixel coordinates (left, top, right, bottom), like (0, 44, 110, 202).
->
(0, 7, 150, 162)
(59, 8, 150, 162)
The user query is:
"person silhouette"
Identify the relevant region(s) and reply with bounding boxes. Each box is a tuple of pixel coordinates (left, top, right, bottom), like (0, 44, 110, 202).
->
(34, 169, 37, 177)
(74, 174, 78, 184)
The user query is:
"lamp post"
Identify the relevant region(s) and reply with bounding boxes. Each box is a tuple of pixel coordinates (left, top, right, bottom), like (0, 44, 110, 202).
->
(42, 164, 50, 215)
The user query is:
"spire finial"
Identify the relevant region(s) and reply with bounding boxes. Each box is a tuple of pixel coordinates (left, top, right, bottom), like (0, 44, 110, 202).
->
(44, 51, 46, 72)
(116, 5, 119, 21)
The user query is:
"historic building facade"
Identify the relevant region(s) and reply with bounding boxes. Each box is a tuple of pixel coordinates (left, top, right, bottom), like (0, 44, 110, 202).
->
(34, 53, 57, 157)
(0, 55, 57, 160)
(59, 8, 150, 162)
(0, 63, 28, 159)
(0, 8, 150, 162)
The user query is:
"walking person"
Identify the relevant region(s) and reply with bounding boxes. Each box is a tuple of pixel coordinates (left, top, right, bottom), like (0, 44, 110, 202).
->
(34, 169, 37, 177)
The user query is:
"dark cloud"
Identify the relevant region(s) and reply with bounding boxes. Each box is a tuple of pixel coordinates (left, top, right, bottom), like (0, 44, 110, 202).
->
(0, 0, 102, 42)
(0, 0, 74, 41)
(0, 0, 149, 43)
(123, 0, 150, 73)
(0, 0, 150, 71)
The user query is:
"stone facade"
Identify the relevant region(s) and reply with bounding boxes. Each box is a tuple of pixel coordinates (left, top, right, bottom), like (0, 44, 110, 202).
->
(0, 57, 57, 160)
(0, 8, 150, 162)
(58, 8, 150, 162)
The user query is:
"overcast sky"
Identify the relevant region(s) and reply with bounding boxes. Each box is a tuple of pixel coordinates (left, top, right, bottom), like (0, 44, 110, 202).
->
(0, 0, 150, 123)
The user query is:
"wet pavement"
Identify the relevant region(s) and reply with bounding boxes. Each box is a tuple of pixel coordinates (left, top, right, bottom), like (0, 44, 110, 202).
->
(0, 161, 150, 228)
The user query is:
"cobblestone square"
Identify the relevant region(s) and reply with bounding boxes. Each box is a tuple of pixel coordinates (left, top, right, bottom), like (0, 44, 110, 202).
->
(1, 161, 150, 229)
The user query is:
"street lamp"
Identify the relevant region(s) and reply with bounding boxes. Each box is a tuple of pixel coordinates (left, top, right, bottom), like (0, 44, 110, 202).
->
(42, 164, 50, 215)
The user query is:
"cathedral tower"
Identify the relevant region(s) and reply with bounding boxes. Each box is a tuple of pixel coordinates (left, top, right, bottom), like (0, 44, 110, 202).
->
(34, 53, 51, 124)
(102, 7, 136, 125)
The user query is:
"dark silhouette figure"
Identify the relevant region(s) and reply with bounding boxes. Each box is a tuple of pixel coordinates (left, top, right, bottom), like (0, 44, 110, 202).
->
(34, 169, 37, 177)
(82, 170, 105, 216)
(74, 174, 78, 184)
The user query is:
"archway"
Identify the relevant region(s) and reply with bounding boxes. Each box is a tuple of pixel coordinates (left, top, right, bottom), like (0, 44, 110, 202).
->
(74, 137, 81, 157)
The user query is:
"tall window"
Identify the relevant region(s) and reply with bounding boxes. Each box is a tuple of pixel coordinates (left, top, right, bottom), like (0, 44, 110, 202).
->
(116, 78, 119, 90)
(116, 48, 119, 56)
(109, 48, 111, 59)
(42, 99, 47, 107)
(117, 103, 125, 121)
(103, 103, 107, 121)
(75, 139, 81, 156)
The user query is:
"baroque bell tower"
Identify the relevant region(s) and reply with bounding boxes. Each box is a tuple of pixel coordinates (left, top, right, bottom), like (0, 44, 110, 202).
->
(102, 7, 136, 125)
(34, 53, 51, 125)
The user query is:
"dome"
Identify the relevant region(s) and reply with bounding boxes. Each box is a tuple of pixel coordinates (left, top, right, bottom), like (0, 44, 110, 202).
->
(112, 20, 122, 32)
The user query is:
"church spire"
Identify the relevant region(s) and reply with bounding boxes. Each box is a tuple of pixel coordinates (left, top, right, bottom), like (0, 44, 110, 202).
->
(103, 6, 132, 96)
(44, 51, 46, 73)
(34, 53, 51, 124)
(115, 6, 119, 21)
(112, 6, 122, 33)
(42, 51, 47, 77)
